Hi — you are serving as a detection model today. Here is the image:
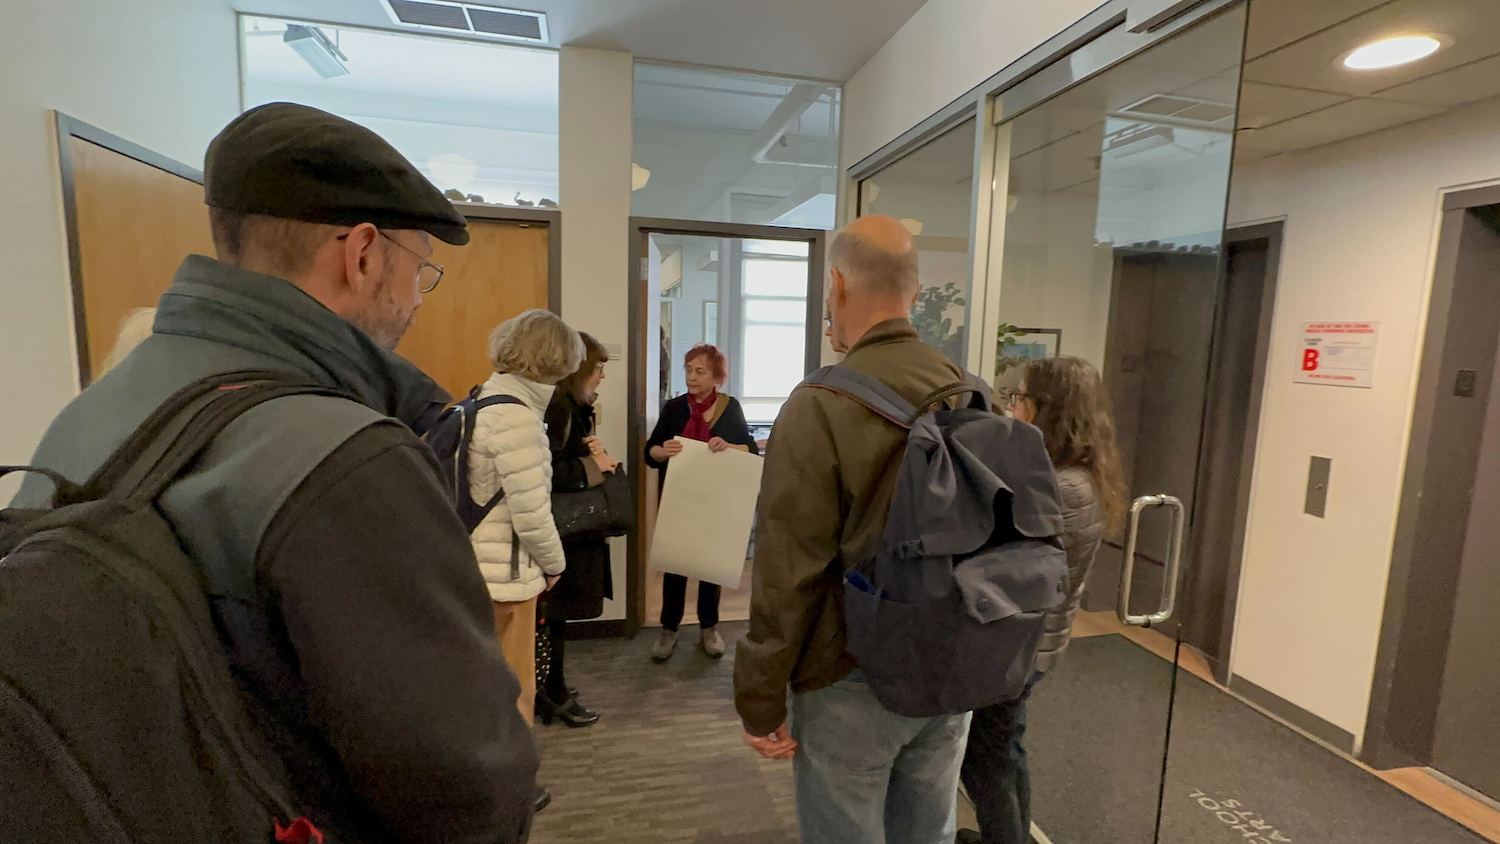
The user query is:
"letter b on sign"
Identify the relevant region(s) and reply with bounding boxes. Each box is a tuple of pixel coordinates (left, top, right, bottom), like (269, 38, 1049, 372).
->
(1302, 348, 1320, 372)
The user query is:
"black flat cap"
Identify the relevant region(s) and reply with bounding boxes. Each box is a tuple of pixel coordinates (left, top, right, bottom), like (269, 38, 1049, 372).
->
(204, 102, 469, 245)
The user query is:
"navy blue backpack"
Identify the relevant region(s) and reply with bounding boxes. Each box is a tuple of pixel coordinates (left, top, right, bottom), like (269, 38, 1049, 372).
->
(425, 386, 525, 532)
(803, 365, 1070, 716)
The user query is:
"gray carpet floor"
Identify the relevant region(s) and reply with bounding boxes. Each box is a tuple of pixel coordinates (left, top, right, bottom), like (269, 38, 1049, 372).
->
(530, 622, 799, 843)
(1028, 635, 1486, 843)
(530, 627, 1484, 843)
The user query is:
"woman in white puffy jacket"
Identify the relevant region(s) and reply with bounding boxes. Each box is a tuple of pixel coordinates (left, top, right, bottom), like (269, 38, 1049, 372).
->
(470, 308, 584, 725)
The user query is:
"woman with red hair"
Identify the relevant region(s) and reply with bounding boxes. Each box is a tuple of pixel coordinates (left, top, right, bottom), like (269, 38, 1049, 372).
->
(644, 343, 759, 661)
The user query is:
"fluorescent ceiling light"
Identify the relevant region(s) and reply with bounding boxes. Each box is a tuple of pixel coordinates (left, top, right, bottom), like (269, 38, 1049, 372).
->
(1342, 35, 1442, 71)
(284, 25, 349, 79)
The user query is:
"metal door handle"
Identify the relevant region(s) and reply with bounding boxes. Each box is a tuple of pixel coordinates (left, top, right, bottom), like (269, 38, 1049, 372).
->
(1116, 494, 1186, 626)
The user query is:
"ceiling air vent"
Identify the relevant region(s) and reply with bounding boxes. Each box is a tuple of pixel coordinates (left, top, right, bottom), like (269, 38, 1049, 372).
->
(379, 0, 549, 43)
(386, 0, 469, 30)
(1116, 94, 1236, 129)
(468, 7, 544, 40)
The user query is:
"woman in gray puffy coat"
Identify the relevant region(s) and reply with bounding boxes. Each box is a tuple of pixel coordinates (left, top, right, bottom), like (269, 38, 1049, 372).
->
(958, 355, 1125, 844)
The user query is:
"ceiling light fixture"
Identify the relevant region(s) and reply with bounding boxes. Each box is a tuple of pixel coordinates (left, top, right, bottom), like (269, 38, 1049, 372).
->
(284, 24, 349, 79)
(1342, 34, 1443, 71)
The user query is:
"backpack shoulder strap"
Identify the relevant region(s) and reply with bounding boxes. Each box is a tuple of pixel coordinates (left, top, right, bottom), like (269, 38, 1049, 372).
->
(801, 365, 920, 429)
(472, 394, 526, 411)
(80, 371, 353, 506)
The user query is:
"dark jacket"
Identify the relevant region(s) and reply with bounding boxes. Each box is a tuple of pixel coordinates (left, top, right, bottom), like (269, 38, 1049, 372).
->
(1035, 466, 1105, 673)
(544, 390, 614, 621)
(734, 320, 963, 735)
(13, 256, 538, 843)
(644, 392, 760, 479)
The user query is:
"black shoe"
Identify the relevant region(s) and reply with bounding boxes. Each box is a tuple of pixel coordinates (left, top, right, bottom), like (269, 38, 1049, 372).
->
(537, 691, 600, 728)
(534, 786, 552, 815)
(955, 830, 982, 844)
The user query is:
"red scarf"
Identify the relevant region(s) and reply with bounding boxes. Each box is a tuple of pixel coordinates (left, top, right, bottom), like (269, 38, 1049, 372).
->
(682, 390, 718, 442)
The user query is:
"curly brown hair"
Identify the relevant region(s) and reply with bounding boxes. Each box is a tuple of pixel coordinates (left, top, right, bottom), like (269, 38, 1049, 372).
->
(1021, 356, 1126, 528)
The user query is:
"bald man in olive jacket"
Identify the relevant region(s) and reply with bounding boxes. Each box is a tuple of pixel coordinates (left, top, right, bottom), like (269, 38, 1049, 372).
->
(735, 216, 971, 844)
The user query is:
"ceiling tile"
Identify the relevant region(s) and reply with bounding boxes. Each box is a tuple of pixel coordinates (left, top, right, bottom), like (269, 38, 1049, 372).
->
(1375, 52, 1500, 107)
(1236, 82, 1349, 129)
(1243, 0, 1500, 97)
(1234, 97, 1445, 155)
(1244, 0, 1388, 61)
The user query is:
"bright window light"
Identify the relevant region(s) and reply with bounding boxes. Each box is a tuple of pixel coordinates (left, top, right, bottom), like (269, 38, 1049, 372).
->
(1342, 35, 1443, 71)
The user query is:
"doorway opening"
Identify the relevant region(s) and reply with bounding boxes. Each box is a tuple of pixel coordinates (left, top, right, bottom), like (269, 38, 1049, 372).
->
(625, 219, 825, 635)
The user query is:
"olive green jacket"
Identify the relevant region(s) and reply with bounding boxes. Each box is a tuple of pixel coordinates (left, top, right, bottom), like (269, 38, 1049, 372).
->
(733, 319, 963, 735)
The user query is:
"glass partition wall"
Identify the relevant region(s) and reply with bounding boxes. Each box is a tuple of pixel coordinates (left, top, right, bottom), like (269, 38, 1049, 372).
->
(979, 7, 1248, 841)
(857, 119, 978, 362)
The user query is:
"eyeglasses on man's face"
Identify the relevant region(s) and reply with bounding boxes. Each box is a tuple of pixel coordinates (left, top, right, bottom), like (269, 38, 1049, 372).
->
(336, 230, 446, 294)
(379, 232, 445, 293)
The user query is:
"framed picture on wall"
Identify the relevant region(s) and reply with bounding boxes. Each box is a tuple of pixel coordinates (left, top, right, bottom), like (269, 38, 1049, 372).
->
(703, 301, 719, 345)
(996, 325, 1062, 380)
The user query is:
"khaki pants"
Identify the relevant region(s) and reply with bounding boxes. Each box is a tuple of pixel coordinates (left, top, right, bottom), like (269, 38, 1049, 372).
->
(492, 598, 537, 725)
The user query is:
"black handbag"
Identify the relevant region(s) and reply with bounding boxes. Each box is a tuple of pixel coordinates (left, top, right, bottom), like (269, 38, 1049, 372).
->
(552, 469, 635, 541)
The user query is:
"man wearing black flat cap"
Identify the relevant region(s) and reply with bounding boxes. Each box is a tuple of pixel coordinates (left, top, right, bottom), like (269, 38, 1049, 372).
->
(14, 103, 538, 841)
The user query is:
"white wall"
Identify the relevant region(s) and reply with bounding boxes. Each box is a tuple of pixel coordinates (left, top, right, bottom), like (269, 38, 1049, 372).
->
(841, 0, 1102, 167)
(0, 0, 240, 482)
(1227, 96, 1500, 739)
(559, 46, 634, 620)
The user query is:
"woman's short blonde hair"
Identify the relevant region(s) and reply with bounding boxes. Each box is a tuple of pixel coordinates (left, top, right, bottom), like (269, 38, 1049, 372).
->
(487, 309, 585, 384)
(99, 307, 157, 376)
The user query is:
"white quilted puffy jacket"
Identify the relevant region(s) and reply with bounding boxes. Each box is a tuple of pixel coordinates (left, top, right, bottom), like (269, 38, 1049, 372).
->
(468, 371, 567, 603)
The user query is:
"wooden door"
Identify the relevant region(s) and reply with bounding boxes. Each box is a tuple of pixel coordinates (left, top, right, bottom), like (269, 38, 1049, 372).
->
(396, 219, 551, 400)
(69, 135, 214, 383)
(64, 124, 549, 398)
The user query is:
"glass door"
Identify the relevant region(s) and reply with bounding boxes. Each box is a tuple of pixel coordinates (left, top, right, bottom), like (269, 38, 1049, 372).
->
(980, 6, 1247, 841)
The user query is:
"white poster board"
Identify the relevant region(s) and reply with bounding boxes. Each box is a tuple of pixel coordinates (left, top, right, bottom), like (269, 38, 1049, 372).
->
(1295, 321, 1379, 388)
(649, 438, 763, 588)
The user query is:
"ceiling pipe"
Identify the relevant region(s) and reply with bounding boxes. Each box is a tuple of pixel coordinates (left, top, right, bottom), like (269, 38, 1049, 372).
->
(750, 83, 835, 168)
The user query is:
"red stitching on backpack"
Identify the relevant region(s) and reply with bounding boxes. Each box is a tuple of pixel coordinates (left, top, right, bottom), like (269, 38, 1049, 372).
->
(274, 817, 324, 844)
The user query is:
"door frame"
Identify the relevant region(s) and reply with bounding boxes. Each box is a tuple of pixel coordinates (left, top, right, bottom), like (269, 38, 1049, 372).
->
(625, 217, 827, 636)
(1195, 220, 1284, 685)
(1364, 183, 1500, 769)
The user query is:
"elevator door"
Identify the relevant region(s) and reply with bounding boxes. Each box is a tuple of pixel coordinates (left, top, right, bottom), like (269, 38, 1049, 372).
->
(1429, 207, 1500, 801)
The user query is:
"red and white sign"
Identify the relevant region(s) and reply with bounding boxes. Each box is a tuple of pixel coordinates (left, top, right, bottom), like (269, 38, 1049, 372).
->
(1295, 321, 1378, 388)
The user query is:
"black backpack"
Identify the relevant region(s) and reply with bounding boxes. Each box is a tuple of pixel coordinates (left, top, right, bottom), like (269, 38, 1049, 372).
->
(0, 373, 342, 843)
(424, 386, 524, 531)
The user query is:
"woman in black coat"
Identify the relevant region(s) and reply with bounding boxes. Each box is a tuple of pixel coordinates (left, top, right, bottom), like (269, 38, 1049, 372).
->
(644, 343, 759, 663)
(539, 333, 616, 727)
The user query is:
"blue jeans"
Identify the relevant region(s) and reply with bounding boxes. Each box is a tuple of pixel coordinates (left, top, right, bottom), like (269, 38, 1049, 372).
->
(792, 673, 972, 844)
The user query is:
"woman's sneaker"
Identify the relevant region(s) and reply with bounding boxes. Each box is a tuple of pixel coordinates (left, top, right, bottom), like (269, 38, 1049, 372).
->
(651, 629, 679, 662)
(701, 627, 727, 659)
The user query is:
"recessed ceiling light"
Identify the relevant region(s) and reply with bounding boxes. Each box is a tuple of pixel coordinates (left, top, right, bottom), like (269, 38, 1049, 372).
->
(1342, 35, 1443, 71)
